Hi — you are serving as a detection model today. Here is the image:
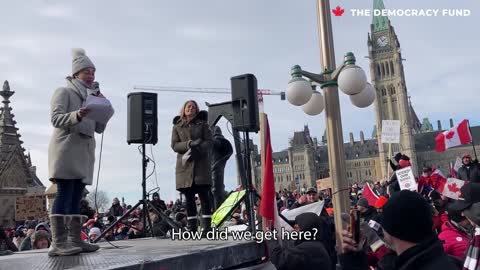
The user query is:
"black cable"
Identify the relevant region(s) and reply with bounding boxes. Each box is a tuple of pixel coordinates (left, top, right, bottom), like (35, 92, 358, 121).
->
(137, 145, 157, 188)
(150, 145, 160, 189)
(94, 133, 104, 213)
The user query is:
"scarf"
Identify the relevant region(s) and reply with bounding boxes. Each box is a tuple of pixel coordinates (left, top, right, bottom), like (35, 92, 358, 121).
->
(463, 227, 480, 270)
(66, 77, 99, 137)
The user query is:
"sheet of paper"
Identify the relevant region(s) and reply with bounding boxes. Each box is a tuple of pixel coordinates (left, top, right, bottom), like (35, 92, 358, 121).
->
(182, 149, 192, 166)
(84, 95, 115, 124)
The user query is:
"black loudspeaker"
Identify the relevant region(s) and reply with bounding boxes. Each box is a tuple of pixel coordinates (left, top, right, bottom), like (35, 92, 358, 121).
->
(231, 74, 259, 132)
(127, 92, 158, 145)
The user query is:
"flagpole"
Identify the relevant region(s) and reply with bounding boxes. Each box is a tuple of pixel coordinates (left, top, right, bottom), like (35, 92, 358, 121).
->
(467, 120, 478, 161)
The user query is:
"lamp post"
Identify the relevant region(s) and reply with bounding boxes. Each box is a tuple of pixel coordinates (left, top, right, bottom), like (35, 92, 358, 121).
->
(286, 0, 375, 249)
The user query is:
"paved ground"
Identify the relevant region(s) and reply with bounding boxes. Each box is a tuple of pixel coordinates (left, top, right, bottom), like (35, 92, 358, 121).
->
(0, 237, 265, 270)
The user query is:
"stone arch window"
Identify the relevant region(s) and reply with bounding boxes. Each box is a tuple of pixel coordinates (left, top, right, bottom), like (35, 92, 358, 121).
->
(381, 63, 386, 78)
(376, 64, 381, 78)
(381, 88, 386, 96)
(390, 61, 395, 75)
(385, 62, 390, 77)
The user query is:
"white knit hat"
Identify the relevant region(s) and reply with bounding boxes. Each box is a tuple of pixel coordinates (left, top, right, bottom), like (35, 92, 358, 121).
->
(88, 227, 101, 237)
(72, 48, 95, 75)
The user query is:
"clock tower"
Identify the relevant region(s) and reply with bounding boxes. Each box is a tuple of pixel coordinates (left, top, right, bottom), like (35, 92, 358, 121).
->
(368, 0, 419, 180)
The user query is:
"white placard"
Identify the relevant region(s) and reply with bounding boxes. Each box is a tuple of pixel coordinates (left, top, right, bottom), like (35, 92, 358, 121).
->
(442, 178, 466, 200)
(381, 120, 401, 144)
(454, 157, 463, 172)
(395, 166, 417, 191)
(85, 95, 115, 124)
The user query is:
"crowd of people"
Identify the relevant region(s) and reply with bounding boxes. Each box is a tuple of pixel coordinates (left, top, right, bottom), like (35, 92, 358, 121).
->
(0, 191, 195, 254)
(265, 152, 480, 270)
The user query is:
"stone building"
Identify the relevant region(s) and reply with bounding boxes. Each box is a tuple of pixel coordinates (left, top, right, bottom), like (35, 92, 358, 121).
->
(252, 123, 480, 192)
(251, 1, 480, 192)
(0, 81, 45, 227)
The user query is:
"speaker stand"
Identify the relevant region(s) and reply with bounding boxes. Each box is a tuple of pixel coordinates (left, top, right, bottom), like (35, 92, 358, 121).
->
(93, 144, 180, 242)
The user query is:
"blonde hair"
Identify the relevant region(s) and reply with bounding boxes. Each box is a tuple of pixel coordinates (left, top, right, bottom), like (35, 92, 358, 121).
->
(179, 100, 199, 121)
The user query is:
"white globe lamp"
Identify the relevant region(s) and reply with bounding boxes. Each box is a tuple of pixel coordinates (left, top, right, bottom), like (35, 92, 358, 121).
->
(337, 65, 367, 95)
(302, 90, 325, 115)
(286, 77, 313, 106)
(350, 82, 375, 108)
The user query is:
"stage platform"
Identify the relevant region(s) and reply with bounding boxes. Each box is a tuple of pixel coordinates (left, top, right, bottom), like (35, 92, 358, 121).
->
(0, 237, 266, 270)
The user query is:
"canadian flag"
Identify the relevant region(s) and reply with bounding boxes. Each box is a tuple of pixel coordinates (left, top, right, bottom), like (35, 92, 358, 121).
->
(442, 178, 466, 200)
(431, 168, 448, 193)
(435, 119, 472, 152)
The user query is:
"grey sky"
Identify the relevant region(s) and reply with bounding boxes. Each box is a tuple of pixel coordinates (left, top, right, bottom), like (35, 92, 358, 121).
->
(1, 0, 478, 205)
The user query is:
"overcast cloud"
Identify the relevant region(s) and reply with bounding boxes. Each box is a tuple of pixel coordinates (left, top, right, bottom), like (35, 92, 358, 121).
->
(1, 0, 479, 205)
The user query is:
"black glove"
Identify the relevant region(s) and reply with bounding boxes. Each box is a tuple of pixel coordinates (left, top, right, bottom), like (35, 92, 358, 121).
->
(190, 139, 202, 149)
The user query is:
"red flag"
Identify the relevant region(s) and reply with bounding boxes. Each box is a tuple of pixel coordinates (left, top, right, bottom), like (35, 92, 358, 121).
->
(362, 183, 379, 207)
(259, 115, 275, 222)
(435, 119, 472, 152)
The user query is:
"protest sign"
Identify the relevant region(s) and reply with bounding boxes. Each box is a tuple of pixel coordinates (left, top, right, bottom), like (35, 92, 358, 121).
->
(395, 166, 417, 191)
(15, 195, 47, 221)
(381, 120, 400, 144)
(316, 177, 332, 191)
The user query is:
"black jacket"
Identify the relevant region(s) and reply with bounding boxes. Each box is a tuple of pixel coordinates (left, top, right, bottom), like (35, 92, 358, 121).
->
(457, 161, 480, 183)
(109, 204, 124, 217)
(360, 206, 378, 223)
(151, 199, 167, 212)
(340, 237, 460, 270)
(267, 239, 331, 270)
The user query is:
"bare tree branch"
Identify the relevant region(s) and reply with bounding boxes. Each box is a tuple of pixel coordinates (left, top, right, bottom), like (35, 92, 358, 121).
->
(86, 189, 110, 212)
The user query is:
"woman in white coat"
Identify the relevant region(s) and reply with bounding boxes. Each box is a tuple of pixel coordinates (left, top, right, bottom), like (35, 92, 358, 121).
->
(47, 49, 106, 256)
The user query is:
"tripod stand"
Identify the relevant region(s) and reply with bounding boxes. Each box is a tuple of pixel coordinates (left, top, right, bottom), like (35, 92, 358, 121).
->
(93, 144, 180, 243)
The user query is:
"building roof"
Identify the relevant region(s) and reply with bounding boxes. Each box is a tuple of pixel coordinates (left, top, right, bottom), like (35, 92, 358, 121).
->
(290, 125, 314, 148)
(272, 151, 289, 164)
(0, 81, 44, 189)
(410, 102, 422, 132)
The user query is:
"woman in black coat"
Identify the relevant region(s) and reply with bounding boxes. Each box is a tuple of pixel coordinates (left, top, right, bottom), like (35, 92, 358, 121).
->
(171, 100, 213, 235)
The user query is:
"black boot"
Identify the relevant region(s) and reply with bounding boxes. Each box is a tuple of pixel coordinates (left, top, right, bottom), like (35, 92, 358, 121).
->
(187, 217, 198, 233)
(201, 215, 212, 239)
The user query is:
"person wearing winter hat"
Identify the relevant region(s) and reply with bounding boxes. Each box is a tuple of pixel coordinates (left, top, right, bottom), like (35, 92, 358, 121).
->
(457, 152, 480, 183)
(340, 190, 460, 270)
(449, 183, 480, 270)
(438, 204, 472, 260)
(32, 230, 51, 250)
(88, 227, 101, 242)
(151, 192, 167, 212)
(357, 198, 378, 223)
(48, 48, 109, 256)
(267, 212, 332, 270)
(386, 155, 413, 195)
(19, 222, 51, 251)
(13, 226, 26, 249)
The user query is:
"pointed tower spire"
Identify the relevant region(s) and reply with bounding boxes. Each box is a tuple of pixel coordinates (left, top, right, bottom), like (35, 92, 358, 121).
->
(372, 0, 389, 32)
(0, 80, 24, 157)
